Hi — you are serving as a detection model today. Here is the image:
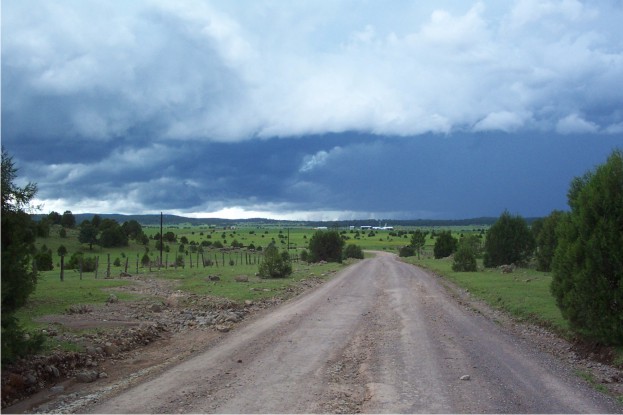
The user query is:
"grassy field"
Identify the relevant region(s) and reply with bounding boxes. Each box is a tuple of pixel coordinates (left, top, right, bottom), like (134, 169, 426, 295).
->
(400, 256, 570, 334)
(23, 222, 623, 367)
(26, 223, 485, 327)
(35, 223, 484, 273)
(21, 222, 483, 353)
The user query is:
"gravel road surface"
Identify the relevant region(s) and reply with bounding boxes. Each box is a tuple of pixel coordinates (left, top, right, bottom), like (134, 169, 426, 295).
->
(86, 252, 622, 413)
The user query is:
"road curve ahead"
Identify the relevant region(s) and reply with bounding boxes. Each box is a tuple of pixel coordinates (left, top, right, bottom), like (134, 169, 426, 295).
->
(87, 252, 622, 413)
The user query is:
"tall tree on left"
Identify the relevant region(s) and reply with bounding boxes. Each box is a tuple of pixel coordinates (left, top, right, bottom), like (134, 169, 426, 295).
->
(1, 148, 44, 362)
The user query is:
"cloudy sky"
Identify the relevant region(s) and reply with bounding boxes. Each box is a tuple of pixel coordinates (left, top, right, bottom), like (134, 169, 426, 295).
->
(2, 0, 622, 220)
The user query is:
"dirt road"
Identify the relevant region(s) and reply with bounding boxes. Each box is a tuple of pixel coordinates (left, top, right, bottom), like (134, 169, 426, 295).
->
(85, 252, 621, 413)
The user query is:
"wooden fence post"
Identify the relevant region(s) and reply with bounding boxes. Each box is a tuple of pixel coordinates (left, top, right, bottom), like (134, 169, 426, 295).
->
(95, 256, 99, 279)
(60, 255, 64, 282)
(79, 257, 83, 280)
(136, 254, 139, 274)
(125, 257, 129, 273)
(106, 253, 111, 279)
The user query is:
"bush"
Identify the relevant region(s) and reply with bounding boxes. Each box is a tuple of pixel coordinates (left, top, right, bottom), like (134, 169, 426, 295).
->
(452, 244, 477, 272)
(57, 245, 68, 257)
(458, 235, 482, 258)
(483, 211, 534, 267)
(398, 245, 415, 257)
(34, 250, 54, 271)
(300, 249, 309, 263)
(343, 244, 364, 259)
(410, 230, 428, 258)
(551, 150, 623, 345)
(258, 244, 292, 279)
(99, 220, 129, 247)
(308, 230, 344, 263)
(433, 231, 457, 259)
(66, 253, 97, 272)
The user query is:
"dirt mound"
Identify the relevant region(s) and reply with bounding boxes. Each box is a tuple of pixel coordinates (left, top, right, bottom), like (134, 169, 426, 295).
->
(1, 323, 166, 408)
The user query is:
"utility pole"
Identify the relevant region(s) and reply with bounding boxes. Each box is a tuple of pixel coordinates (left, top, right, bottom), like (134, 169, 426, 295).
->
(160, 212, 163, 268)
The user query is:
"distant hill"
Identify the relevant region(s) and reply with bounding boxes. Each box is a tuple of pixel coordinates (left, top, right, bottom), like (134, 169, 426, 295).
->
(30, 213, 541, 227)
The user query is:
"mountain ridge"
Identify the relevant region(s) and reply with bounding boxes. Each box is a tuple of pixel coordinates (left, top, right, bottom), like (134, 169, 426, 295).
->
(31, 213, 542, 227)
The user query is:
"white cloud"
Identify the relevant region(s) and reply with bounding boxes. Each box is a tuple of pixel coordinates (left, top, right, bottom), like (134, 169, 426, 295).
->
(508, 0, 588, 29)
(299, 147, 343, 173)
(33, 195, 147, 216)
(299, 151, 330, 173)
(176, 205, 414, 221)
(3, 0, 622, 143)
(556, 113, 599, 134)
(473, 111, 531, 132)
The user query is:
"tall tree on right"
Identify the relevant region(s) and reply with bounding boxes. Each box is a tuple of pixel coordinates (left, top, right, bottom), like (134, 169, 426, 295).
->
(483, 211, 534, 267)
(551, 150, 623, 345)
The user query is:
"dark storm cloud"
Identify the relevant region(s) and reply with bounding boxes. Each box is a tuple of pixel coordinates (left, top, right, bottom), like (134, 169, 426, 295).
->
(2, 1, 623, 219)
(290, 133, 623, 218)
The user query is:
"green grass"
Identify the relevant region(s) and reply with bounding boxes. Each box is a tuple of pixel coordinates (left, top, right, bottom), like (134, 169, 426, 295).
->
(17, 244, 348, 354)
(18, 242, 349, 330)
(167, 261, 345, 301)
(15, 271, 137, 329)
(402, 256, 570, 334)
(574, 370, 611, 395)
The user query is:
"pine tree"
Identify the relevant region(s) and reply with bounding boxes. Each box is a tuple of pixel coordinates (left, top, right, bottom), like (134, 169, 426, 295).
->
(551, 150, 623, 344)
(483, 211, 534, 267)
(1, 148, 44, 361)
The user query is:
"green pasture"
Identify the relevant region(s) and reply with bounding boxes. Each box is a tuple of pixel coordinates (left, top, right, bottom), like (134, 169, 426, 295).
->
(401, 256, 570, 334)
(16, 250, 349, 353)
(156, 260, 346, 301)
(37, 223, 486, 267)
(23, 222, 484, 353)
(20, 224, 352, 329)
(15, 275, 136, 329)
